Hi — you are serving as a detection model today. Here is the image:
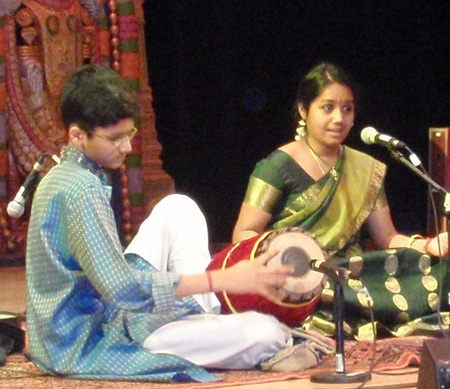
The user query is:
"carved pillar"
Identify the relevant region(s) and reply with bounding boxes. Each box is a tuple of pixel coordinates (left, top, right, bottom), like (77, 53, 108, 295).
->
(0, 0, 174, 259)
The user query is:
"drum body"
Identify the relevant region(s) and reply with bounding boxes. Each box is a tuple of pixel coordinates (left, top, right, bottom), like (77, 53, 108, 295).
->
(207, 227, 328, 327)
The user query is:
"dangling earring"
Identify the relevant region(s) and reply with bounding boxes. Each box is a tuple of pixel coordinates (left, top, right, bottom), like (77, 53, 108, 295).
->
(295, 119, 306, 141)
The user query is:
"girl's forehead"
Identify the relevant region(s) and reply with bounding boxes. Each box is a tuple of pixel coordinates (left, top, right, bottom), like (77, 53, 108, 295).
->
(317, 83, 354, 102)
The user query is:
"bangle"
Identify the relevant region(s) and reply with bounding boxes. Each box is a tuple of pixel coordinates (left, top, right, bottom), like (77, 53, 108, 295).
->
(423, 237, 433, 253)
(206, 271, 213, 292)
(407, 234, 422, 249)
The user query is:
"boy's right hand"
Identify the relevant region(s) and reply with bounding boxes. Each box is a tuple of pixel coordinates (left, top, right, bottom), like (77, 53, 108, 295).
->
(214, 250, 295, 303)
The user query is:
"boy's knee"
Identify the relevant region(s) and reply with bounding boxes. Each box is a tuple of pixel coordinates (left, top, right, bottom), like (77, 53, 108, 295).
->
(156, 194, 201, 215)
(242, 312, 290, 344)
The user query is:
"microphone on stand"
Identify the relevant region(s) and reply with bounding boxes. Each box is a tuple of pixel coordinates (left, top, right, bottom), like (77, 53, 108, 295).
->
(309, 256, 372, 384)
(360, 126, 406, 149)
(361, 126, 422, 167)
(310, 259, 358, 282)
(50, 154, 61, 164)
(7, 153, 59, 218)
(279, 247, 358, 282)
(280, 248, 371, 384)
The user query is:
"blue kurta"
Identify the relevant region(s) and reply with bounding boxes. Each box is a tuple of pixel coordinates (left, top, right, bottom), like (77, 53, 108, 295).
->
(26, 145, 217, 382)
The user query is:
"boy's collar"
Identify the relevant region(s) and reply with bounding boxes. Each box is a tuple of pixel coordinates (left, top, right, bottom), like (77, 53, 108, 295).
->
(61, 145, 108, 184)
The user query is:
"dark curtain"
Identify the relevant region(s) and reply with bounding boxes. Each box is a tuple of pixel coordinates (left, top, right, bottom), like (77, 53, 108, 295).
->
(143, 0, 450, 243)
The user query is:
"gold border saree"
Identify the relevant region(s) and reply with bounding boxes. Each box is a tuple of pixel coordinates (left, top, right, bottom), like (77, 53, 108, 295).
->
(245, 146, 387, 255)
(243, 146, 449, 339)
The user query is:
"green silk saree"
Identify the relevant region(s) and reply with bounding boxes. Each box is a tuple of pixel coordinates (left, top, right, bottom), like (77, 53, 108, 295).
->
(244, 146, 449, 339)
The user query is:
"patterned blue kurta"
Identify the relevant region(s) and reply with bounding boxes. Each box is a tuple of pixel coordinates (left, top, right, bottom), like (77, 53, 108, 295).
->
(26, 146, 217, 382)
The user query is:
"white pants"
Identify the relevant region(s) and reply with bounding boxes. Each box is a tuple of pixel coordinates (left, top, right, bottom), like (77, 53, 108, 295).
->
(125, 194, 292, 369)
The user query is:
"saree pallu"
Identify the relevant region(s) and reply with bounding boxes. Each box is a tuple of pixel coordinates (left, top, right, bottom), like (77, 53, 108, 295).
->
(245, 147, 387, 257)
(243, 146, 450, 338)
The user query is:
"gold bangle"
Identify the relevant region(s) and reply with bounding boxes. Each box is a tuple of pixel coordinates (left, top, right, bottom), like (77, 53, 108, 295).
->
(407, 234, 423, 249)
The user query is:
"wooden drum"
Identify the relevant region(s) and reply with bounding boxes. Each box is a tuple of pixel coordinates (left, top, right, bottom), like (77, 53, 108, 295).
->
(207, 227, 328, 327)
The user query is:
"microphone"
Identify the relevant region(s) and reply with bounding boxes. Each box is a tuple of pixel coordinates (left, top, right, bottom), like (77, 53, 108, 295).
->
(360, 126, 406, 149)
(7, 154, 48, 218)
(278, 246, 358, 283)
(310, 259, 357, 282)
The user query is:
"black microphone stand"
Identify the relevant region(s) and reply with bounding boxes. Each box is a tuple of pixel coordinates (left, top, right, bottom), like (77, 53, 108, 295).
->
(311, 145, 450, 384)
(310, 280, 371, 383)
(388, 147, 450, 239)
(389, 147, 450, 335)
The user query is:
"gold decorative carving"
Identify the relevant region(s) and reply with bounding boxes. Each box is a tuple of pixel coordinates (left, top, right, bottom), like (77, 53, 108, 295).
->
(1, 1, 175, 259)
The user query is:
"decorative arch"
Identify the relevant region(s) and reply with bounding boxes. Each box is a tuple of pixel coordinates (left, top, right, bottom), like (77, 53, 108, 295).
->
(0, 0, 174, 260)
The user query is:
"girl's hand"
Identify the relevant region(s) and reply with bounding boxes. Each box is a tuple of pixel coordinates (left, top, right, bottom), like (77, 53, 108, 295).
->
(426, 232, 449, 258)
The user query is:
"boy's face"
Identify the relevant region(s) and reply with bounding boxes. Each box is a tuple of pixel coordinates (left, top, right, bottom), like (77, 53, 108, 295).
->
(70, 118, 136, 169)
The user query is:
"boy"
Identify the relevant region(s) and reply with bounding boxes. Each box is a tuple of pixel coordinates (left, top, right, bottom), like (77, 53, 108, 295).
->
(25, 64, 294, 382)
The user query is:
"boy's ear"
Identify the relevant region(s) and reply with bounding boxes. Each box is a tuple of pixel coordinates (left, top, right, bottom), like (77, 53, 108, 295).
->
(68, 125, 84, 143)
(68, 124, 86, 147)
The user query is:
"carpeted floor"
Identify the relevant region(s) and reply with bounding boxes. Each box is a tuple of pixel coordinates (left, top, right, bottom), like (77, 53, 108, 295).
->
(0, 336, 425, 388)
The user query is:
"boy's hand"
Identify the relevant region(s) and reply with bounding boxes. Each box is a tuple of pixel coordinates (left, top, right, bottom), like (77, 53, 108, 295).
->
(216, 250, 295, 302)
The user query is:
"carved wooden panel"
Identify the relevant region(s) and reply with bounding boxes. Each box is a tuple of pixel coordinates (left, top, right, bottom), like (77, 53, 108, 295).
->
(0, 0, 174, 260)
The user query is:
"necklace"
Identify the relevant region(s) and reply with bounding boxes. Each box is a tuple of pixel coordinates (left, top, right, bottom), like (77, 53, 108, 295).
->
(304, 138, 338, 180)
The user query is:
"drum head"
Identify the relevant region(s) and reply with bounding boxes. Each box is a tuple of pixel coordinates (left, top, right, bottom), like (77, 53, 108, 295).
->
(259, 227, 328, 302)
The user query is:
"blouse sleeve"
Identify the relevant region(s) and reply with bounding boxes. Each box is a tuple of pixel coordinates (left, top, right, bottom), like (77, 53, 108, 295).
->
(373, 183, 388, 210)
(243, 157, 284, 214)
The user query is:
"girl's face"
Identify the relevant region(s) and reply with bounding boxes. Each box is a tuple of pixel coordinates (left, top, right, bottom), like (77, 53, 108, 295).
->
(299, 82, 355, 149)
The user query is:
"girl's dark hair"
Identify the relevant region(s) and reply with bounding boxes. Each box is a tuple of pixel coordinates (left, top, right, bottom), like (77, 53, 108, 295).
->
(61, 64, 140, 134)
(296, 62, 360, 111)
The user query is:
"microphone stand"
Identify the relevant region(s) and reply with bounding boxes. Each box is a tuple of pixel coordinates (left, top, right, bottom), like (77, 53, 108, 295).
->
(389, 147, 450, 336)
(310, 145, 450, 384)
(310, 280, 371, 383)
(388, 148, 450, 256)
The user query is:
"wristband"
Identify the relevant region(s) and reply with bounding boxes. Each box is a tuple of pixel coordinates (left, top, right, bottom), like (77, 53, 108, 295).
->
(206, 271, 213, 292)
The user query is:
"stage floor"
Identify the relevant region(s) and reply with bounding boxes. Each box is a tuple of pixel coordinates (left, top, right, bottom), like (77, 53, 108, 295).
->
(0, 265, 417, 388)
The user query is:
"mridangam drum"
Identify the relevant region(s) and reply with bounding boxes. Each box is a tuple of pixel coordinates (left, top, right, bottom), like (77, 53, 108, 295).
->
(207, 227, 328, 327)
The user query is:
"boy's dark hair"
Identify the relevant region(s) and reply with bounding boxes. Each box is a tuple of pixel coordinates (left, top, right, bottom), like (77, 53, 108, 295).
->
(61, 64, 140, 134)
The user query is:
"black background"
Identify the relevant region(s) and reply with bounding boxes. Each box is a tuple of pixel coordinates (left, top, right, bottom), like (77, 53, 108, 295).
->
(142, 1, 450, 243)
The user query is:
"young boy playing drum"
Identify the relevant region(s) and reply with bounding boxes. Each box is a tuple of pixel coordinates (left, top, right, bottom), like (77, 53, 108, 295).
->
(25, 64, 299, 382)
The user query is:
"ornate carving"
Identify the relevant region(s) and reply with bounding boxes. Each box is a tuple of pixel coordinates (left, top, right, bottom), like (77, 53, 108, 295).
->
(0, 1, 22, 17)
(0, 0, 175, 259)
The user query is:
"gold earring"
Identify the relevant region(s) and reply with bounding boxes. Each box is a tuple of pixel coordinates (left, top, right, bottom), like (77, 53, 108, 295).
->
(295, 119, 306, 141)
